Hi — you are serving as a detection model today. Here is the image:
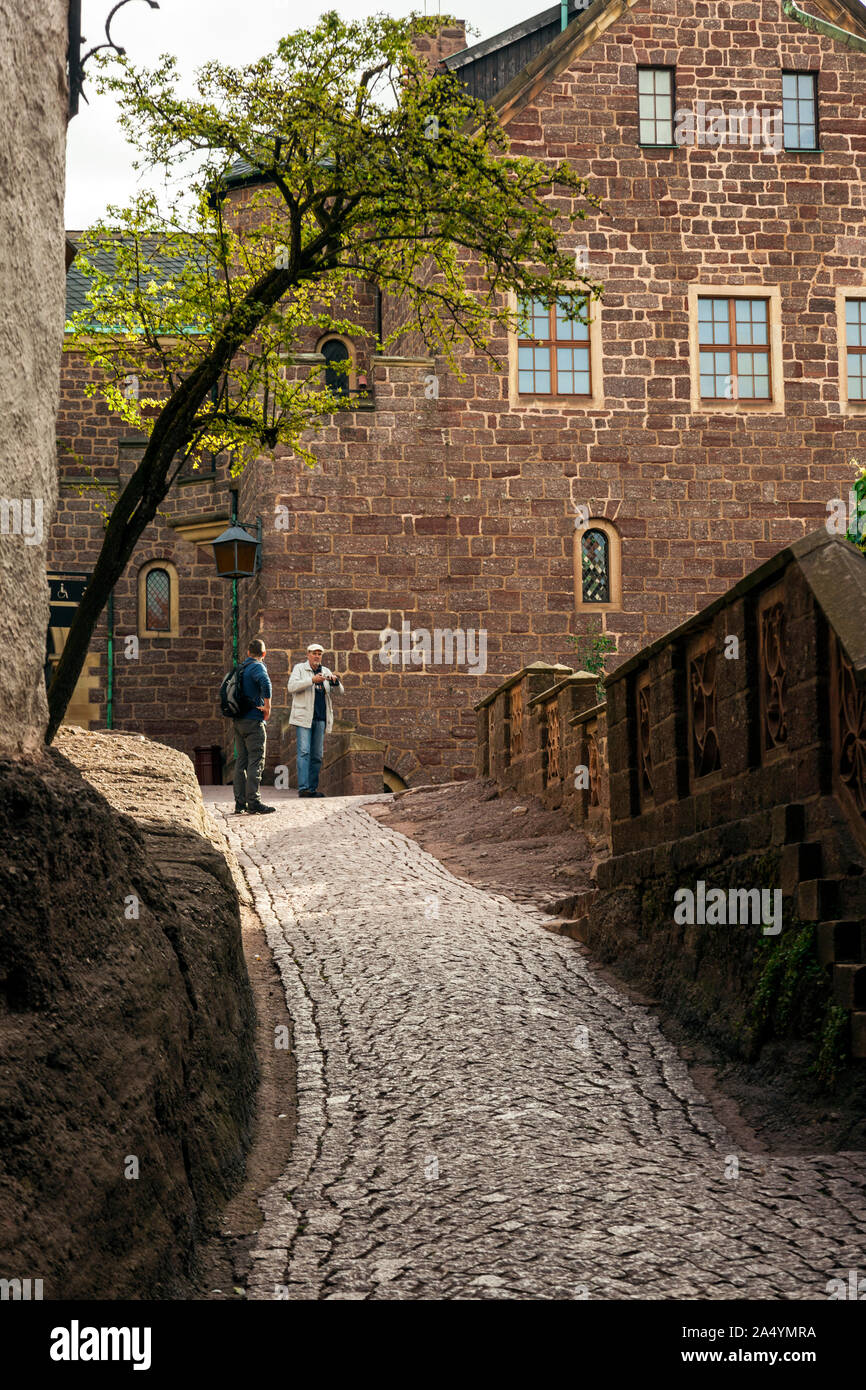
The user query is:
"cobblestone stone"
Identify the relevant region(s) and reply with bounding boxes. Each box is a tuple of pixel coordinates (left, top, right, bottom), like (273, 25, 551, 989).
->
(208, 796, 866, 1301)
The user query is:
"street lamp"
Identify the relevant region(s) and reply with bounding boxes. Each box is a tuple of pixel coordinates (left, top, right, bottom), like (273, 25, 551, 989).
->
(211, 491, 262, 666)
(211, 523, 262, 578)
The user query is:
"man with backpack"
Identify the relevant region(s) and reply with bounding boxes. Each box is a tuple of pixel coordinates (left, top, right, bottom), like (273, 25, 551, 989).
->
(229, 638, 276, 815)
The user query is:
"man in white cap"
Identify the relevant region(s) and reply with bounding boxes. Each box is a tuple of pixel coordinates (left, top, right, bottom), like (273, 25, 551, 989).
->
(287, 643, 345, 797)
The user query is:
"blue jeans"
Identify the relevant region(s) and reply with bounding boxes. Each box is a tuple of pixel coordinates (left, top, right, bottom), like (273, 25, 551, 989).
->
(296, 719, 325, 792)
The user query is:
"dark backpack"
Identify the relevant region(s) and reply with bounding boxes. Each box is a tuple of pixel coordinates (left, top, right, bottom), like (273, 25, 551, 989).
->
(220, 660, 255, 719)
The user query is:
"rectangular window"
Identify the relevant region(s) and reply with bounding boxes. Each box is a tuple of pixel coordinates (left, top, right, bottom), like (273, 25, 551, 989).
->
(845, 299, 866, 401)
(638, 66, 675, 146)
(517, 296, 590, 397)
(782, 71, 818, 150)
(698, 296, 770, 402)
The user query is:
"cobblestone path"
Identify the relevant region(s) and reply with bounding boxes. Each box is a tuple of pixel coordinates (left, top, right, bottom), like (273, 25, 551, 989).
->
(208, 796, 866, 1301)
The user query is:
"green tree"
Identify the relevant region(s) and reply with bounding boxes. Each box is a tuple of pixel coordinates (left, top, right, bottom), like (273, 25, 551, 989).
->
(49, 11, 601, 740)
(848, 462, 866, 552)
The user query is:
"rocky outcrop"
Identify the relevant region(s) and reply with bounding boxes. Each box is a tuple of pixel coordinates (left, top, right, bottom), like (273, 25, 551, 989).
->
(0, 730, 257, 1298)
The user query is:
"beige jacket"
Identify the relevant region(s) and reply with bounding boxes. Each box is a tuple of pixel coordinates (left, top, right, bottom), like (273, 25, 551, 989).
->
(287, 661, 344, 732)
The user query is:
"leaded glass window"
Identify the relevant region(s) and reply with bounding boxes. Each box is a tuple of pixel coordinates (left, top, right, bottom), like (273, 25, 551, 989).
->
(145, 567, 171, 631)
(582, 529, 610, 603)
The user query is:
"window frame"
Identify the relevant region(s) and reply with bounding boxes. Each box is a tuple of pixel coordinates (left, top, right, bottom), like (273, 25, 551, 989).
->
(836, 291, 866, 414)
(316, 334, 357, 399)
(516, 296, 592, 400)
(781, 69, 819, 152)
(697, 296, 772, 404)
(574, 518, 622, 614)
(138, 559, 179, 639)
(637, 64, 677, 148)
(688, 284, 784, 415)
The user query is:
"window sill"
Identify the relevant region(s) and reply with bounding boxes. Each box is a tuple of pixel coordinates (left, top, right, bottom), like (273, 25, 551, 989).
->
(177, 472, 217, 486)
(326, 396, 376, 414)
(696, 401, 784, 415)
(782, 147, 823, 154)
(638, 143, 680, 150)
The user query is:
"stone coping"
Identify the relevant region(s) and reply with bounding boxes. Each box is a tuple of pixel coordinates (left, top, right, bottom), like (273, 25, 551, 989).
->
(568, 700, 607, 726)
(473, 662, 573, 711)
(609, 530, 866, 687)
(527, 670, 599, 708)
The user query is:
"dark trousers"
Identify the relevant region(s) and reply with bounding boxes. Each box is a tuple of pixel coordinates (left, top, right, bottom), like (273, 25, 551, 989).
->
(233, 718, 266, 805)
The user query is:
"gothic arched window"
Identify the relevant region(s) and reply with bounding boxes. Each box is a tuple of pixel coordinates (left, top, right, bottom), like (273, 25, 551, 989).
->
(145, 568, 170, 630)
(581, 529, 610, 603)
(138, 560, 179, 637)
(574, 519, 621, 612)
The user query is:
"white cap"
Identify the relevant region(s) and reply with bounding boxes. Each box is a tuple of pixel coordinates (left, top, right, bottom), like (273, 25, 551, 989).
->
(307, 642, 325, 652)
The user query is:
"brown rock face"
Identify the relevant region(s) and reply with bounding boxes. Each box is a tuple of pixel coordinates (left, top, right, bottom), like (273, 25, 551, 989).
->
(0, 732, 257, 1298)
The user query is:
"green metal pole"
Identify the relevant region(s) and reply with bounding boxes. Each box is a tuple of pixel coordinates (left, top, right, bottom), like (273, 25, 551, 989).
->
(232, 579, 238, 666)
(231, 487, 239, 666)
(106, 586, 114, 729)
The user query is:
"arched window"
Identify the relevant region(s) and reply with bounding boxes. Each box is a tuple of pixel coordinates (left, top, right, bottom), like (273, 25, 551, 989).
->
(138, 560, 179, 638)
(574, 519, 621, 612)
(146, 568, 170, 630)
(581, 529, 610, 603)
(320, 337, 354, 397)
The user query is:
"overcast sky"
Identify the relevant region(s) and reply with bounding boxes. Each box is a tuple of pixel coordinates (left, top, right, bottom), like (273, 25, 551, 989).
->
(65, 0, 540, 227)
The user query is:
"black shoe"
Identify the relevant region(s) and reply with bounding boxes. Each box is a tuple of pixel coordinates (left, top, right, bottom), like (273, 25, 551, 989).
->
(297, 790, 311, 798)
(234, 802, 247, 814)
(248, 801, 277, 814)
(309, 791, 324, 798)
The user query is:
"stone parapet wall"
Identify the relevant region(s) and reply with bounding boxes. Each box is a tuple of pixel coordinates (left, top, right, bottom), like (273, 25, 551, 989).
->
(589, 530, 866, 1067)
(475, 660, 611, 839)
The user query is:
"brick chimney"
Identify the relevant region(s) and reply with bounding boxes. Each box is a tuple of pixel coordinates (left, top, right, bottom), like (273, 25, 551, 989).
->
(411, 20, 468, 73)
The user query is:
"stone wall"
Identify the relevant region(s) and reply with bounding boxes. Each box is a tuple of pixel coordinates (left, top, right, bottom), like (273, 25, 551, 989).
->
(476, 660, 610, 841)
(51, 0, 866, 786)
(0, 0, 66, 754)
(53, 349, 235, 765)
(586, 529, 866, 1070)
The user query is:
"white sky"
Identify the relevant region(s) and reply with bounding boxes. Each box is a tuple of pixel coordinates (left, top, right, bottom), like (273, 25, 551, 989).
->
(65, 0, 542, 227)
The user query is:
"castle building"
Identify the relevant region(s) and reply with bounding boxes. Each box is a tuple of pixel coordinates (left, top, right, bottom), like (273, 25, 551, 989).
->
(51, 0, 866, 787)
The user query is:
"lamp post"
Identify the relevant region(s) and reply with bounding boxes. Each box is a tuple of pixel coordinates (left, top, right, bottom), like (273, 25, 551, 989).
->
(211, 490, 262, 666)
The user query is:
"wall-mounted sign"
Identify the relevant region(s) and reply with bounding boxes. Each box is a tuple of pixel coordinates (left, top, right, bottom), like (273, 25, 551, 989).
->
(48, 572, 90, 626)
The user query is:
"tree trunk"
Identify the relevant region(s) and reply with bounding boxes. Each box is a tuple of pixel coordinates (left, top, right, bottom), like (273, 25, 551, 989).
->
(45, 262, 302, 741)
(46, 456, 174, 743)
